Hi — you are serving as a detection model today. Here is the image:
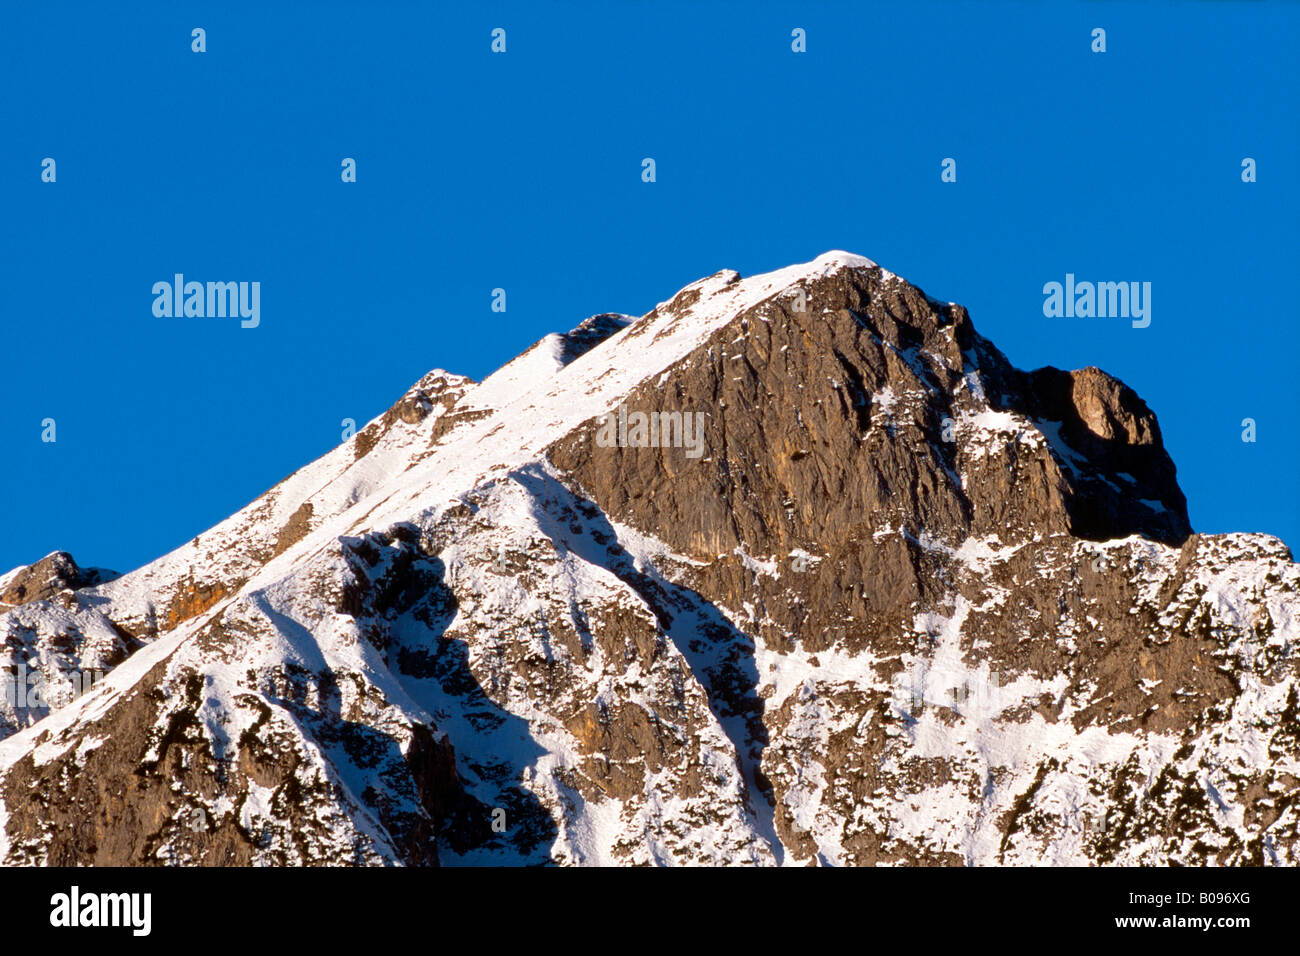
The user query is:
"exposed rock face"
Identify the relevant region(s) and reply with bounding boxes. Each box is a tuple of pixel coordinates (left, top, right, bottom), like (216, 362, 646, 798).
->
(556, 313, 633, 364)
(0, 552, 117, 607)
(0, 252, 1295, 867)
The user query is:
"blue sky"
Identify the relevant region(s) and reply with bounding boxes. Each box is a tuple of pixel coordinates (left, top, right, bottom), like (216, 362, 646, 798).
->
(1, 1, 1296, 575)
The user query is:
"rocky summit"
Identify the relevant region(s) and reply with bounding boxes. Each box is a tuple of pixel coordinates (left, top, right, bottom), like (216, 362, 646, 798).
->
(1, 252, 1295, 866)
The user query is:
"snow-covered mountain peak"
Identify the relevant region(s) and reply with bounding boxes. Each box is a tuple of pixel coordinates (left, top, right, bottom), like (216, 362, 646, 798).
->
(0, 253, 1295, 867)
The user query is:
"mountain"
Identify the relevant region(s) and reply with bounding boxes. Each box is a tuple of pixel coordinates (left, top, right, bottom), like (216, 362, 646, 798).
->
(1, 251, 1296, 866)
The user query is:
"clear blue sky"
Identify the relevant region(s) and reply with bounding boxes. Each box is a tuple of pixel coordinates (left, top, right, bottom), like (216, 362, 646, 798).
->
(1, 1, 1296, 575)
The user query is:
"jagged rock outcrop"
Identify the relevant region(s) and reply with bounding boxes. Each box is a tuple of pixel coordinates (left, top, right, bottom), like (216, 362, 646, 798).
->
(0, 551, 117, 607)
(0, 252, 1295, 866)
